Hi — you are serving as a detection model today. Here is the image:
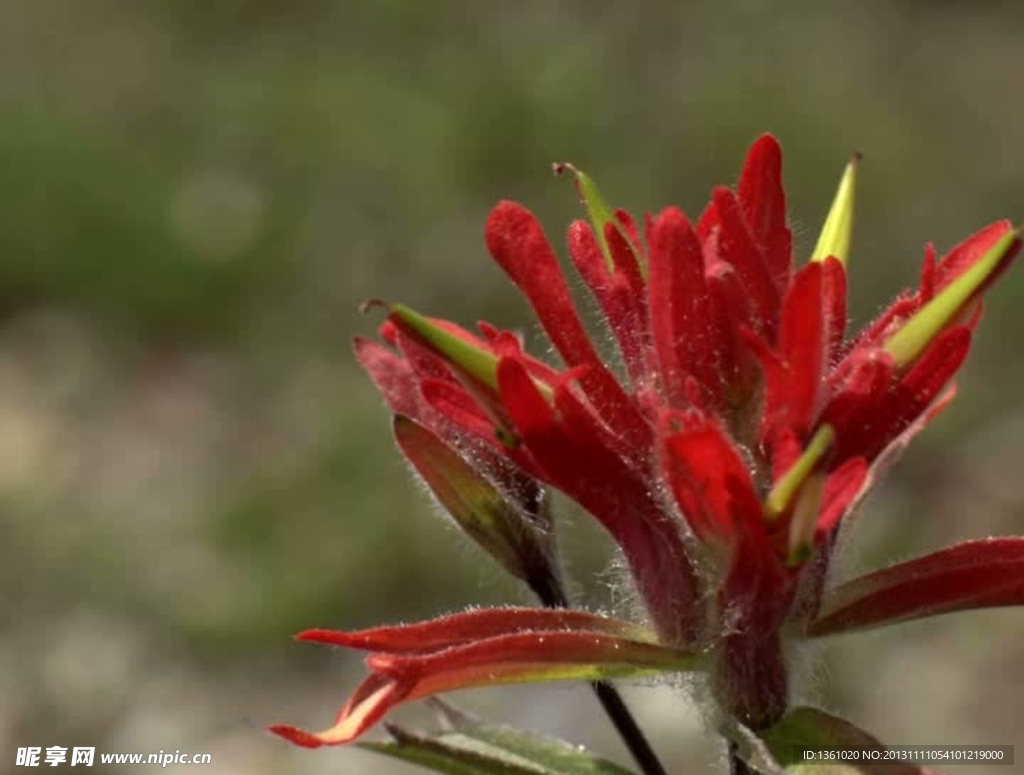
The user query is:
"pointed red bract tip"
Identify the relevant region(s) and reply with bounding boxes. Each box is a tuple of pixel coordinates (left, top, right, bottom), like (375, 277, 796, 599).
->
(351, 336, 421, 418)
(933, 219, 1015, 293)
(295, 628, 361, 647)
(269, 724, 325, 749)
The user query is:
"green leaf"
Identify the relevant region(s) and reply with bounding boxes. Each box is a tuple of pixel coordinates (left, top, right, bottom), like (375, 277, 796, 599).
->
(758, 706, 944, 775)
(360, 702, 638, 775)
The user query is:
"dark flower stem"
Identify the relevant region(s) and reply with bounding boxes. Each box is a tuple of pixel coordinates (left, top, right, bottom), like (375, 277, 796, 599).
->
(532, 573, 669, 775)
(591, 679, 670, 775)
(729, 741, 759, 775)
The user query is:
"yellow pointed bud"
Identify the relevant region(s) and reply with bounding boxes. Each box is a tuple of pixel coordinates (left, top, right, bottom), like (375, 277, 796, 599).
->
(811, 153, 861, 265)
(764, 424, 835, 520)
(884, 228, 1020, 368)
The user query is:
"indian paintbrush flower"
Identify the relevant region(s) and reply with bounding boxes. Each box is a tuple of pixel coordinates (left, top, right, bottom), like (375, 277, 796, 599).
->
(272, 135, 1023, 758)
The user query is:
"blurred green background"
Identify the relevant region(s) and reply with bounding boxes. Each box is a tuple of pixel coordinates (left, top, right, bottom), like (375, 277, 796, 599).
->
(1, 2, 1023, 773)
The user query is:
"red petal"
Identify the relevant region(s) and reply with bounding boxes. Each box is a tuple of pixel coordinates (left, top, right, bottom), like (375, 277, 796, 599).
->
(737, 134, 792, 287)
(771, 428, 802, 483)
(706, 261, 754, 399)
(866, 384, 957, 492)
(886, 325, 971, 431)
(270, 673, 407, 747)
(484, 201, 602, 371)
(353, 337, 422, 418)
(919, 242, 937, 302)
(833, 326, 970, 462)
(647, 207, 719, 405)
(780, 263, 826, 427)
(389, 323, 465, 384)
(296, 607, 645, 653)
(605, 219, 646, 299)
(567, 220, 649, 386)
(809, 538, 1024, 636)
(270, 724, 330, 748)
(933, 219, 1014, 292)
(696, 199, 719, 241)
(485, 202, 648, 449)
(711, 186, 779, 334)
(356, 334, 531, 480)
(614, 208, 642, 248)
(497, 357, 701, 645)
(822, 349, 896, 460)
(820, 256, 848, 360)
(763, 262, 826, 441)
(274, 629, 695, 747)
(497, 356, 557, 439)
(566, 219, 611, 290)
(605, 220, 651, 379)
(477, 323, 561, 384)
(420, 379, 496, 441)
(372, 630, 694, 690)
(659, 410, 762, 545)
(818, 385, 959, 557)
(814, 457, 868, 539)
(497, 358, 651, 539)
(844, 292, 919, 354)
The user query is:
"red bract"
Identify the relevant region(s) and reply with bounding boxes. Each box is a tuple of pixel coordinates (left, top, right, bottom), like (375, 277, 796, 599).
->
(271, 608, 694, 747)
(275, 135, 1023, 745)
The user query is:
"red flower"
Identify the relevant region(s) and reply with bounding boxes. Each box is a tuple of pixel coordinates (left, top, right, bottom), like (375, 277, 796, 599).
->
(275, 135, 1023, 744)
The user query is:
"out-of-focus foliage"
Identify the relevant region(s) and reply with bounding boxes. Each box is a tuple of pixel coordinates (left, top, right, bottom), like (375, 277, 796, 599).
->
(1, 2, 1022, 774)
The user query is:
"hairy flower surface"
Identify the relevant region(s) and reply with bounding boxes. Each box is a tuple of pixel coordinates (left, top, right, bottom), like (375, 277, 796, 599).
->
(273, 135, 1023, 748)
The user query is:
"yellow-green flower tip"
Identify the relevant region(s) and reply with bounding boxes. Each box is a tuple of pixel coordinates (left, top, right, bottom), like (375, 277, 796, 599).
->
(884, 227, 1020, 367)
(390, 303, 501, 392)
(554, 161, 619, 274)
(390, 303, 553, 402)
(810, 152, 861, 265)
(764, 424, 836, 520)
